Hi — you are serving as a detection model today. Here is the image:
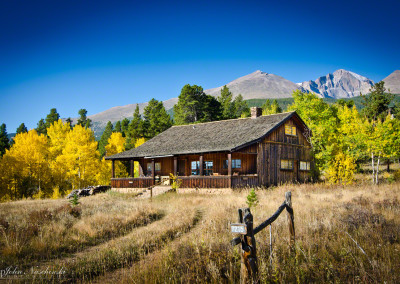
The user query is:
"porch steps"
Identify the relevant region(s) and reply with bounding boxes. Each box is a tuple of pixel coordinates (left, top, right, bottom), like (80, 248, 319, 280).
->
(137, 185, 173, 199)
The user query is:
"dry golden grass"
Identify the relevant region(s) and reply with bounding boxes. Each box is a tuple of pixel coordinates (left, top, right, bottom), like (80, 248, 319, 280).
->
(1, 182, 400, 283)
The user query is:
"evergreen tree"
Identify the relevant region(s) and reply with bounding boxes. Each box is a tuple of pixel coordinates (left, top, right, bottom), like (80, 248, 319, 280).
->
(65, 118, 73, 129)
(201, 95, 222, 122)
(174, 84, 223, 125)
(143, 99, 172, 138)
(233, 94, 250, 118)
(16, 123, 28, 134)
(99, 121, 114, 157)
(361, 81, 394, 121)
(36, 119, 47, 135)
(121, 118, 130, 137)
(45, 108, 60, 128)
(126, 104, 144, 149)
(218, 85, 235, 119)
(174, 84, 207, 125)
(77, 109, 92, 128)
(0, 123, 10, 156)
(114, 121, 122, 133)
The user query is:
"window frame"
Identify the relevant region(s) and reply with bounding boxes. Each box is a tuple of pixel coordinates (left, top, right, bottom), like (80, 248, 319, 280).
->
(284, 124, 297, 136)
(146, 162, 161, 175)
(300, 161, 311, 171)
(191, 161, 200, 176)
(223, 159, 242, 169)
(280, 159, 294, 170)
(203, 161, 213, 176)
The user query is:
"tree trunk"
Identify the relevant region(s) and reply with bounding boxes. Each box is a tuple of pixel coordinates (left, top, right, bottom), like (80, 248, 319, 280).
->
(376, 155, 381, 185)
(371, 152, 375, 184)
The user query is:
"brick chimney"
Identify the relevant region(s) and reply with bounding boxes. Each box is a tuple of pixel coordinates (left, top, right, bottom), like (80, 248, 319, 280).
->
(250, 107, 262, 119)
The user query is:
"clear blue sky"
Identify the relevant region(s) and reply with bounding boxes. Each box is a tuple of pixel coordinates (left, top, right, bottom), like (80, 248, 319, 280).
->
(1, 0, 399, 132)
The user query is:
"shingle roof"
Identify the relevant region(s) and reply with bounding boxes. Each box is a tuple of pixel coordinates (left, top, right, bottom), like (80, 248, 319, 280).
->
(106, 111, 300, 160)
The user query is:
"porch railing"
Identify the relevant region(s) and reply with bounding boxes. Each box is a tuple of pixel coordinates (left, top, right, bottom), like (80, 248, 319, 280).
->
(111, 175, 259, 189)
(111, 177, 154, 188)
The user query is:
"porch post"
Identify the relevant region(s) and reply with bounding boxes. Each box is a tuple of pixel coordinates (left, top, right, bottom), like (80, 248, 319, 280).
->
(174, 156, 178, 176)
(151, 159, 155, 184)
(130, 160, 134, 177)
(111, 159, 115, 178)
(199, 154, 204, 176)
(228, 153, 232, 188)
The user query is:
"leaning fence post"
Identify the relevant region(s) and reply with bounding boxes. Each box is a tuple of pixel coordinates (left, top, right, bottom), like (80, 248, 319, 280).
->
(285, 191, 295, 250)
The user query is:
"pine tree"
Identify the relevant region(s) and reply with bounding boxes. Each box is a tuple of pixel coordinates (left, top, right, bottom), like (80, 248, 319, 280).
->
(114, 121, 122, 133)
(99, 121, 114, 157)
(77, 109, 92, 128)
(143, 99, 172, 138)
(121, 118, 130, 137)
(174, 84, 206, 125)
(45, 108, 60, 128)
(246, 188, 259, 208)
(65, 118, 73, 129)
(201, 95, 222, 122)
(0, 123, 10, 156)
(16, 123, 28, 134)
(233, 94, 250, 118)
(361, 81, 394, 121)
(126, 105, 143, 149)
(36, 119, 47, 135)
(218, 85, 234, 119)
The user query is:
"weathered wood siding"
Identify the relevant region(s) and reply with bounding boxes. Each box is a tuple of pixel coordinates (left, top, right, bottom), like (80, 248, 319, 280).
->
(257, 116, 312, 186)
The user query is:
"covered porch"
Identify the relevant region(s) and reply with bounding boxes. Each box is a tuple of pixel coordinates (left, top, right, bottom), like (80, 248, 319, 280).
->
(110, 151, 259, 189)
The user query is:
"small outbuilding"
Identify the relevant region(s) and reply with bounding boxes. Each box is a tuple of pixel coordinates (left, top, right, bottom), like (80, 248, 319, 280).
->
(105, 108, 313, 189)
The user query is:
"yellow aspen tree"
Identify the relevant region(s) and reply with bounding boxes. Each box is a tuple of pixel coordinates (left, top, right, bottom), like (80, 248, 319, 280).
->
(2, 130, 51, 198)
(105, 132, 128, 178)
(47, 119, 71, 194)
(58, 125, 100, 189)
(134, 137, 146, 177)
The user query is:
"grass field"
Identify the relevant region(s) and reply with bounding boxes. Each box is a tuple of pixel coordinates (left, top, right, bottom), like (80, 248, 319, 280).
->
(1, 182, 399, 283)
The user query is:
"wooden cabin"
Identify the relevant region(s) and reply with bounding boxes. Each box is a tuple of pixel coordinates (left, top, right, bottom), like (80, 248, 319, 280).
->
(105, 108, 313, 189)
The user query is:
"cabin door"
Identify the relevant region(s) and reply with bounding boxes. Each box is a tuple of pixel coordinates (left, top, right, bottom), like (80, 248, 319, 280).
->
(178, 160, 186, 176)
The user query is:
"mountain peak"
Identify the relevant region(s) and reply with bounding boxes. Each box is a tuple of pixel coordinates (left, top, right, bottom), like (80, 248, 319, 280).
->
(204, 71, 300, 100)
(383, 70, 400, 94)
(301, 70, 374, 99)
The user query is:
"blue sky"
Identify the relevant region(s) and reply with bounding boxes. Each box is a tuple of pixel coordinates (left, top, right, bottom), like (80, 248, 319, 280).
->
(1, 0, 399, 132)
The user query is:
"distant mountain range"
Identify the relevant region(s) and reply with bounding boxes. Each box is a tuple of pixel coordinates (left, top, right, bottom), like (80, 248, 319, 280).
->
(79, 69, 400, 138)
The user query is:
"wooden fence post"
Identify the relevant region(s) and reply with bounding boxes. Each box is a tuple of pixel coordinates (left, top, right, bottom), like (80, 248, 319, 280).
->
(239, 208, 258, 284)
(285, 191, 295, 250)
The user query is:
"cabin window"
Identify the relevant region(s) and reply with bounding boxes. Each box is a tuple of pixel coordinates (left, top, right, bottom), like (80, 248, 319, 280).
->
(300, 161, 311, 171)
(204, 161, 213, 176)
(191, 161, 200, 175)
(147, 162, 161, 175)
(280, 159, 293, 170)
(223, 159, 242, 169)
(285, 124, 297, 136)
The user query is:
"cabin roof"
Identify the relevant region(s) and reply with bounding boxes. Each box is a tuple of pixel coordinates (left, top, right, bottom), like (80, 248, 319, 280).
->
(106, 111, 306, 160)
